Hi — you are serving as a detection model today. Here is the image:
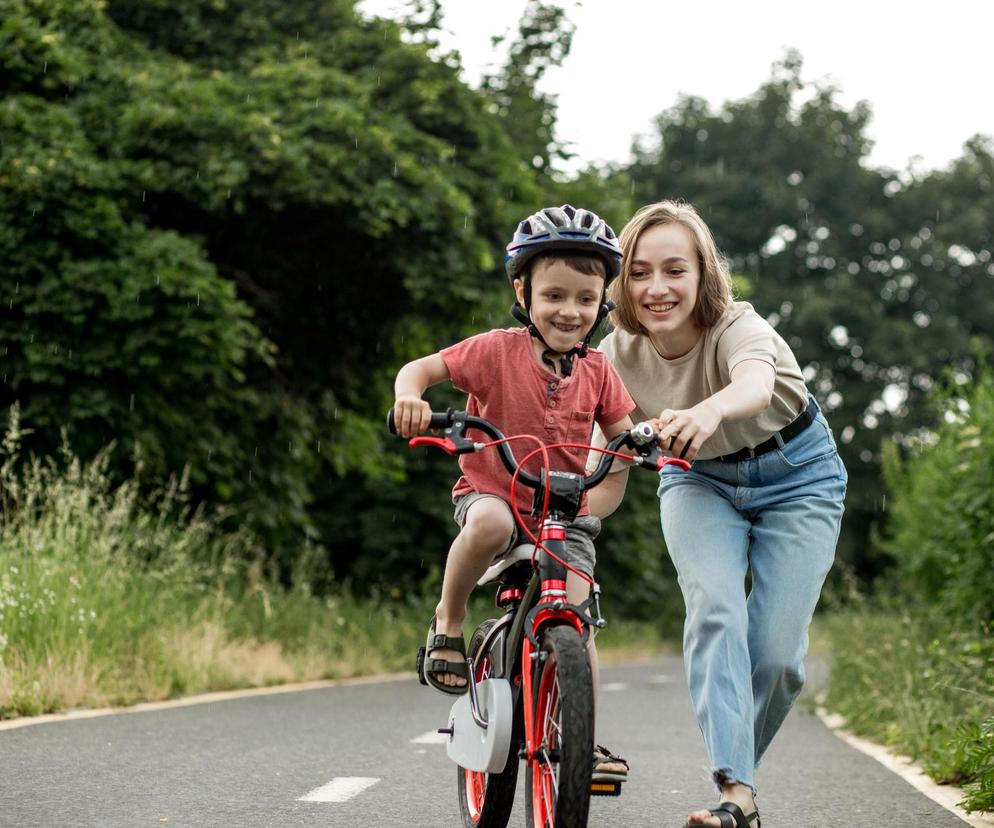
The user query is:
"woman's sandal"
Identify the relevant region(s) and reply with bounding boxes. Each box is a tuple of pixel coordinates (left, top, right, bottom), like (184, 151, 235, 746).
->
(416, 617, 470, 696)
(683, 801, 760, 828)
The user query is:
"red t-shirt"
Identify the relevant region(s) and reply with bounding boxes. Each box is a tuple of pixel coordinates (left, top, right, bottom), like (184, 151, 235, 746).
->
(440, 327, 635, 527)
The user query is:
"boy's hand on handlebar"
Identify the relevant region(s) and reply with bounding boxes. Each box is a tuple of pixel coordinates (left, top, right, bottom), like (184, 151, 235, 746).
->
(393, 395, 432, 438)
(651, 400, 721, 462)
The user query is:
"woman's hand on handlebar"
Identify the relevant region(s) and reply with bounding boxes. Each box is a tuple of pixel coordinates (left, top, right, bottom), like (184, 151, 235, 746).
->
(651, 400, 721, 462)
(393, 394, 432, 438)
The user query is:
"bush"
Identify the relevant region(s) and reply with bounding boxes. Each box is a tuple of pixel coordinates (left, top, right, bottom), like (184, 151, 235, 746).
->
(878, 359, 994, 628)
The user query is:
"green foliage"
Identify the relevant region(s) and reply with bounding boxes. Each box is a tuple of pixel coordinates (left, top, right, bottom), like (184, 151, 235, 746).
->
(959, 716, 994, 813)
(878, 357, 994, 627)
(1, 0, 543, 574)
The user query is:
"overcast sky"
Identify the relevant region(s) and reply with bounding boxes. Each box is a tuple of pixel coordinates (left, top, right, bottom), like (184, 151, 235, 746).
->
(360, 0, 994, 175)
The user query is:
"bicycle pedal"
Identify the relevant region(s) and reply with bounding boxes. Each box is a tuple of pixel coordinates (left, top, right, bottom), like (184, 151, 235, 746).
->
(590, 780, 623, 797)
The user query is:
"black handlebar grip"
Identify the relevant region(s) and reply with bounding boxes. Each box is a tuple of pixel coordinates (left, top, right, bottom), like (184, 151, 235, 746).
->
(430, 410, 453, 429)
(387, 408, 454, 435)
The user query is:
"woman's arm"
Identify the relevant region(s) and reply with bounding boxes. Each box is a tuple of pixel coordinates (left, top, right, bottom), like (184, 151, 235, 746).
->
(654, 359, 776, 462)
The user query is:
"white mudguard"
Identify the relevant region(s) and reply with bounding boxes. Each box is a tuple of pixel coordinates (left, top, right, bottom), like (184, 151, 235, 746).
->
(444, 678, 514, 773)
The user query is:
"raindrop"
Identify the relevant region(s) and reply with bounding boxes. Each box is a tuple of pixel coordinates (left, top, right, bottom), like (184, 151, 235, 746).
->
(317, 440, 321, 452)
(196, 293, 200, 306)
(289, 441, 293, 452)
(376, 341, 381, 353)
(464, 215, 468, 229)
(254, 445, 259, 456)
(156, 275, 160, 285)
(249, 469, 253, 482)
(377, 74, 381, 86)
(334, 408, 340, 420)
(142, 191, 146, 202)
(195, 169, 200, 180)
(227, 189, 231, 199)
(129, 394, 135, 412)
(43, 61, 47, 73)
(355, 137, 358, 149)
(393, 161, 398, 176)
(68, 348, 72, 360)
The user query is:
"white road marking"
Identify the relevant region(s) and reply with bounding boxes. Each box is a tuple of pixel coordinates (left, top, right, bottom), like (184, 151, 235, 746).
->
(411, 729, 449, 744)
(648, 674, 672, 685)
(817, 709, 994, 828)
(298, 777, 380, 803)
(601, 682, 628, 692)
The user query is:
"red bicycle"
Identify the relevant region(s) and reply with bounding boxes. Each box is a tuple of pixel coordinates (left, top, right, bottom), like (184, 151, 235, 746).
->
(389, 407, 688, 827)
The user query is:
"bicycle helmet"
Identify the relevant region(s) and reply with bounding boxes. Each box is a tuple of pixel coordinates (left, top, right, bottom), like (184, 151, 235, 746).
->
(504, 204, 622, 284)
(505, 205, 621, 376)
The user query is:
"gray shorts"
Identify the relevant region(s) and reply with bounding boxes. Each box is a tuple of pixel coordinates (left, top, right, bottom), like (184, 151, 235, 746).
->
(453, 492, 601, 578)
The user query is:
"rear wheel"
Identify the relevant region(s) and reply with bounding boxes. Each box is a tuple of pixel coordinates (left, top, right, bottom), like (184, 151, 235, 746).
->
(457, 619, 519, 827)
(524, 625, 593, 828)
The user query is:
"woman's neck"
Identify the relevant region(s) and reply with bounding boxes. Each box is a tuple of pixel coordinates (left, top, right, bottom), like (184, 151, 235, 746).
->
(648, 326, 702, 360)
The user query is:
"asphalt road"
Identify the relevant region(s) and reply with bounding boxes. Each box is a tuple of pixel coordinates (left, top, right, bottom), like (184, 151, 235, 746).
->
(0, 656, 969, 827)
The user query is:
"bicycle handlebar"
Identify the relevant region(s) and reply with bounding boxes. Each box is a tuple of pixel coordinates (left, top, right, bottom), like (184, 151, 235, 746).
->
(385, 407, 689, 493)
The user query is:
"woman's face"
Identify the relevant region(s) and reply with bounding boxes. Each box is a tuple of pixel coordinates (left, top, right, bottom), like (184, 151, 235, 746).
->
(628, 222, 701, 353)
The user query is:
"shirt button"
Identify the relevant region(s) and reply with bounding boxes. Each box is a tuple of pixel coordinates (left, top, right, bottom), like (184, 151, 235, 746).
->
(549, 401, 557, 408)
(547, 416, 554, 424)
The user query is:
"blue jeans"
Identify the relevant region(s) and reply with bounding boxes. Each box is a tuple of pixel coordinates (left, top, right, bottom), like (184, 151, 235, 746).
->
(657, 400, 846, 791)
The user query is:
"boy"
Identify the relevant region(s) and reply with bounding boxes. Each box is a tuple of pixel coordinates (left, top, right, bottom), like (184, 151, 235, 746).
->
(393, 204, 634, 783)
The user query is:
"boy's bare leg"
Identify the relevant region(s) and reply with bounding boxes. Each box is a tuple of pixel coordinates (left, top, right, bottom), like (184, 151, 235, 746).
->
(566, 571, 627, 776)
(432, 497, 515, 689)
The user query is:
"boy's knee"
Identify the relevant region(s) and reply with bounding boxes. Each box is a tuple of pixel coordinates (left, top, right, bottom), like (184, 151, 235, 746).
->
(463, 499, 515, 551)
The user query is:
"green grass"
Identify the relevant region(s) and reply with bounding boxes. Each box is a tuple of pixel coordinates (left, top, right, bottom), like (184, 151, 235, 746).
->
(820, 606, 994, 813)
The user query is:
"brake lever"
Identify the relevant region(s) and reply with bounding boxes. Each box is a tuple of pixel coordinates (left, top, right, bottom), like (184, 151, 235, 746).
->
(409, 415, 479, 455)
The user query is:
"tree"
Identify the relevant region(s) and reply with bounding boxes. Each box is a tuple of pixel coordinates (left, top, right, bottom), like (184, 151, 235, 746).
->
(1, 0, 544, 580)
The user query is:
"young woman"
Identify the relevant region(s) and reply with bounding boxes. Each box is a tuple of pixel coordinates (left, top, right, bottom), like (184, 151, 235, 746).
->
(588, 201, 847, 828)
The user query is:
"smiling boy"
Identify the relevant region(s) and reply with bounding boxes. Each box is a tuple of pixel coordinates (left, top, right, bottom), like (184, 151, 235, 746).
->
(392, 205, 635, 783)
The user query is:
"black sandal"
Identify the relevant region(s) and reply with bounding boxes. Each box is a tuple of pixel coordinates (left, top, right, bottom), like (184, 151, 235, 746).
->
(416, 617, 469, 696)
(683, 801, 760, 828)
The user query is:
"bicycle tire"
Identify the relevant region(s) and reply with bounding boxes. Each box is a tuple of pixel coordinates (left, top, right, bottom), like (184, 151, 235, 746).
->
(524, 625, 593, 828)
(457, 619, 519, 827)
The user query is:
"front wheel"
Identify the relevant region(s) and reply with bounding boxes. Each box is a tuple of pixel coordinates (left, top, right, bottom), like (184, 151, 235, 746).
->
(524, 625, 593, 828)
(457, 619, 519, 827)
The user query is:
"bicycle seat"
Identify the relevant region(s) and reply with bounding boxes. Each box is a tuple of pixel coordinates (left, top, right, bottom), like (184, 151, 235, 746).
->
(477, 543, 534, 586)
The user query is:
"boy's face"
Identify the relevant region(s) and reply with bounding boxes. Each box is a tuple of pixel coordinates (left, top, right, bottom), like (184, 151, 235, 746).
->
(514, 259, 604, 354)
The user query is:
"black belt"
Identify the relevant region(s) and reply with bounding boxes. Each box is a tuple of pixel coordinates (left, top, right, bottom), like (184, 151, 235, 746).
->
(714, 399, 816, 463)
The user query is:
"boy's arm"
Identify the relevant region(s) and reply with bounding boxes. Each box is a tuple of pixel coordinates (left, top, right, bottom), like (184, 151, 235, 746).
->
(393, 353, 451, 438)
(587, 414, 632, 519)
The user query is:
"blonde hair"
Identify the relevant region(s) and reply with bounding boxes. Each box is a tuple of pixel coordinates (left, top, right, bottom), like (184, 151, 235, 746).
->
(608, 200, 732, 335)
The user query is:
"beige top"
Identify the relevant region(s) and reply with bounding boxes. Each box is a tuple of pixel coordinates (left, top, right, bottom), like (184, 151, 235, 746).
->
(592, 301, 809, 463)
